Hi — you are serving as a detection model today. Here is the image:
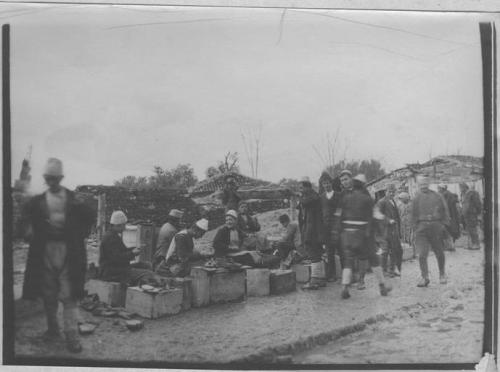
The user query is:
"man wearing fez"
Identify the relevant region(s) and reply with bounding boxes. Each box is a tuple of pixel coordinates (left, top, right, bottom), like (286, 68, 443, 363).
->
(213, 210, 280, 268)
(153, 209, 184, 269)
(221, 174, 241, 211)
(410, 176, 450, 287)
(22, 158, 95, 353)
(99, 210, 161, 286)
(297, 176, 326, 290)
(438, 183, 461, 251)
(375, 183, 403, 277)
(334, 170, 392, 299)
(459, 182, 483, 250)
(319, 171, 342, 281)
(156, 219, 209, 277)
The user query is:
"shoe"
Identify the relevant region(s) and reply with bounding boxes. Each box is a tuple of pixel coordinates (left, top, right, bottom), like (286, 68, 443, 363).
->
(439, 275, 448, 284)
(341, 288, 350, 299)
(357, 281, 366, 290)
(417, 278, 430, 287)
(379, 283, 392, 296)
(65, 331, 83, 353)
(301, 282, 319, 290)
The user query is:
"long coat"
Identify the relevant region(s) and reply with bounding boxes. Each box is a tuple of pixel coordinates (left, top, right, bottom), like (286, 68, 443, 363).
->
(441, 190, 461, 240)
(22, 189, 95, 300)
(298, 189, 325, 246)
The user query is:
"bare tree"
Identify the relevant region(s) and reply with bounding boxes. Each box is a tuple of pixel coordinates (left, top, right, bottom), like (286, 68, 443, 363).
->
(241, 125, 263, 178)
(312, 127, 349, 177)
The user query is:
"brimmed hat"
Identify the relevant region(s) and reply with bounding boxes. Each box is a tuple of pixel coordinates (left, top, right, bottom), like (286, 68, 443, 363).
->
(44, 158, 64, 177)
(195, 218, 209, 232)
(226, 210, 238, 220)
(169, 209, 184, 219)
(110, 210, 127, 225)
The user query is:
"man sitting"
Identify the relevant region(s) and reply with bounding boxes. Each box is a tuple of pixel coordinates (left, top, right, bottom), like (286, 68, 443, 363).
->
(273, 214, 302, 269)
(99, 211, 161, 287)
(213, 210, 280, 268)
(155, 219, 209, 277)
(153, 209, 184, 270)
(237, 201, 267, 250)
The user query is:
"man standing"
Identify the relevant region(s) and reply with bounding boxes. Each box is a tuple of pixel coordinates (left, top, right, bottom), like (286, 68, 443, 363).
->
(22, 158, 95, 353)
(334, 170, 391, 299)
(297, 177, 326, 289)
(375, 184, 403, 277)
(411, 177, 450, 287)
(438, 184, 461, 251)
(221, 175, 241, 211)
(153, 209, 184, 269)
(319, 172, 341, 282)
(459, 182, 483, 250)
(156, 219, 209, 277)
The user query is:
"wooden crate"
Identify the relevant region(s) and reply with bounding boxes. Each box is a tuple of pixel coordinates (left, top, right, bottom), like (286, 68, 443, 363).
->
(125, 287, 183, 319)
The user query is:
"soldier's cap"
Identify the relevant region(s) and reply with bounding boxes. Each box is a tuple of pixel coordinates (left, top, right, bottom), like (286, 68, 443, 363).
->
(398, 192, 410, 200)
(238, 200, 248, 207)
(339, 169, 352, 178)
(169, 209, 184, 219)
(353, 174, 367, 184)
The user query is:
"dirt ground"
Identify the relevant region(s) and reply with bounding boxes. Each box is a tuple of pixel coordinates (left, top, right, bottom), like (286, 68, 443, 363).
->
(13, 235, 484, 365)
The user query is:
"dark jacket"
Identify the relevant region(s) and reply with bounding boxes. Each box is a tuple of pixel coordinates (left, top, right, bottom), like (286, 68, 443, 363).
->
(440, 190, 461, 240)
(376, 196, 401, 241)
(462, 189, 482, 217)
(237, 213, 261, 234)
(99, 230, 136, 280)
(298, 189, 325, 245)
(213, 225, 245, 257)
(410, 190, 450, 229)
(22, 189, 95, 300)
(320, 191, 341, 233)
(221, 188, 241, 211)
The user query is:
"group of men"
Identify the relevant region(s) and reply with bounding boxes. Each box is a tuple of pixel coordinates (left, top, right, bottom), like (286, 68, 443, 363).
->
(20, 158, 484, 354)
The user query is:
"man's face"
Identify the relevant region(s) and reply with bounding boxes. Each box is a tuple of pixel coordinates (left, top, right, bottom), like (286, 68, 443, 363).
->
(280, 220, 289, 228)
(340, 175, 352, 190)
(322, 181, 333, 192)
(238, 204, 248, 214)
(387, 189, 396, 199)
(44, 175, 63, 191)
(225, 216, 237, 229)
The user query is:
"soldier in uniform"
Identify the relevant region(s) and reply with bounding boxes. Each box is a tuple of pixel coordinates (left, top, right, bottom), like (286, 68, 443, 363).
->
(334, 170, 392, 299)
(411, 177, 450, 287)
(459, 182, 483, 250)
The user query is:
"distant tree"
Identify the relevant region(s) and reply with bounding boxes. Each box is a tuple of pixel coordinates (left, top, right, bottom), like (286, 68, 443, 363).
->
(278, 178, 302, 193)
(205, 152, 240, 178)
(114, 163, 198, 189)
(325, 159, 386, 183)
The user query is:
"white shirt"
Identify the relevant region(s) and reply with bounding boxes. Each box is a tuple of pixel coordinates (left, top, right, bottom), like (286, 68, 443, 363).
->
(326, 190, 334, 200)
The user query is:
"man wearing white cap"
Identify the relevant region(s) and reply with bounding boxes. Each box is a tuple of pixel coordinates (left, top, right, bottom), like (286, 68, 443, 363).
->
(411, 176, 450, 287)
(156, 218, 209, 277)
(22, 158, 95, 353)
(99, 211, 161, 286)
(153, 209, 184, 269)
(213, 210, 280, 268)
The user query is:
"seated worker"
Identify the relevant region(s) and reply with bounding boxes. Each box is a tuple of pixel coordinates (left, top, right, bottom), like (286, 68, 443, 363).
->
(99, 211, 161, 287)
(155, 218, 209, 277)
(213, 210, 280, 268)
(153, 209, 184, 270)
(237, 201, 266, 251)
(273, 214, 302, 269)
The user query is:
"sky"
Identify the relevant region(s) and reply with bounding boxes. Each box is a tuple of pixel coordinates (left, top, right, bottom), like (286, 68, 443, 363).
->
(5, 4, 495, 192)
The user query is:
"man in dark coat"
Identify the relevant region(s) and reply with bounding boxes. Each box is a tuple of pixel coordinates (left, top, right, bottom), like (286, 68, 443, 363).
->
(297, 177, 326, 289)
(334, 170, 392, 299)
(438, 184, 461, 251)
(411, 177, 450, 287)
(375, 183, 403, 277)
(22, 158, 95, 353)
(319, 172, 342, 281)
(99, 211, 161, 286)
(459, 182, 483, 250)
(221, 175, 241, 211)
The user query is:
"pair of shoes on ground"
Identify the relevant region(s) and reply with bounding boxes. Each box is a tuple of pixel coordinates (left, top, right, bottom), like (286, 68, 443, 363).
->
(417, 275, 447, 287)
(341, 282, 391, 299)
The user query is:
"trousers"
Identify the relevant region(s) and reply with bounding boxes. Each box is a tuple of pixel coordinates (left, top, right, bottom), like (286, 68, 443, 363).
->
(340, 228, 379, 270)
(415, 221, 446, 278)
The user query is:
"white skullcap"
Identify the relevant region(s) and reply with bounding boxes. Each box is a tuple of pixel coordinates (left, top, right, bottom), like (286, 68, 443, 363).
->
(110, 210, 127, 225)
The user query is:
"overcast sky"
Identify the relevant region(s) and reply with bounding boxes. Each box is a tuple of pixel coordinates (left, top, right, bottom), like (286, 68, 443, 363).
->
(6, 4, 494, 192)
